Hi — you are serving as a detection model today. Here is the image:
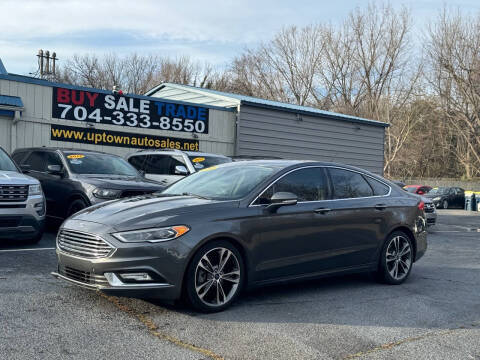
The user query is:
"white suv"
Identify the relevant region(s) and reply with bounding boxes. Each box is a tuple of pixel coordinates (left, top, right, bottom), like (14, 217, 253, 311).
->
(0, 147, 45, 243)
(126, 150, 232, 186)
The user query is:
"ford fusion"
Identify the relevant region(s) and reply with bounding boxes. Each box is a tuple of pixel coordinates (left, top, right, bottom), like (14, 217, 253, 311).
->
(53, 161, 427, 312)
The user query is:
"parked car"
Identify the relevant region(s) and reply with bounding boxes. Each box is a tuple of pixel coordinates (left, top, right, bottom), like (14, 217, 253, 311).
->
(0, 147, 45, 243)
(425, 187, 465, 209)
(403, 185, 433, 195)
(53, 160, 427, 312)
(126, 149, 232, 186)
(420, 196, 437, 226)
(12, 148, 166, 220)
(399, 186, 436, 226)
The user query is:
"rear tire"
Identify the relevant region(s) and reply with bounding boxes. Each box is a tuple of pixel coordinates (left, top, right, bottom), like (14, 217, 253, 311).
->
(185, 240, 244, 313)
(377, 231, 414, 285)
(67, 199, 87, 217)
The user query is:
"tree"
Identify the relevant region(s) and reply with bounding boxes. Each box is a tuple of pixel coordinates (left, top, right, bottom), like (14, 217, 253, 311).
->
(426, 10, 480, 178)
(55, 54, 219, 94)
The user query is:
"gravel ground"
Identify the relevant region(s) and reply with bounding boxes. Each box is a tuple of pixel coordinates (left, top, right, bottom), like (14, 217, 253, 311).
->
(1, 210, 479, 359)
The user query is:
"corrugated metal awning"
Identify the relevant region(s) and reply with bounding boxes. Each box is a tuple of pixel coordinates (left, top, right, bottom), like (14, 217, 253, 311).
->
(0, 95, 23, 108)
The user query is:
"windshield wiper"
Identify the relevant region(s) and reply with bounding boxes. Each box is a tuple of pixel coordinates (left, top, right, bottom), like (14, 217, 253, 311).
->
(181, 192, 211, 200)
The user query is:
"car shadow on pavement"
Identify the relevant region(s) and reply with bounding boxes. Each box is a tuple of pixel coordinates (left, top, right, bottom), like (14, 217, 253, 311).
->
(145, 264, 480, 330)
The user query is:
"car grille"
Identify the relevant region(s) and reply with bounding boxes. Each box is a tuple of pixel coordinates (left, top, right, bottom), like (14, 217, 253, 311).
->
(58, 265, 109, 286)
(0, 185, 28, 202)
(57, 229, 114, 259)
(121, 190, 156, 198)
(424, 203, 435, 213)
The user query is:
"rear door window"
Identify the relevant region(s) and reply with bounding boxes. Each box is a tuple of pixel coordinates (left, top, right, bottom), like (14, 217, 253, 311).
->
(365, 177, 390, 196)
(328, 168, 373, 199)
(143, 155, 171, 175)
(12, 151, 28, 165)
(128, 156, 147, 171)
(23, 151, 47, 172)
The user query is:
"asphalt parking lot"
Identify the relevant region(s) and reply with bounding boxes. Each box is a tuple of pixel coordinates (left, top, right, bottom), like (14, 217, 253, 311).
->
(1, 210, 479, 360)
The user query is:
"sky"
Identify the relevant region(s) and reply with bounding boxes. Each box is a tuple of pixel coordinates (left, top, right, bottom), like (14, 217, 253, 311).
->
(1, 0, 479, 75)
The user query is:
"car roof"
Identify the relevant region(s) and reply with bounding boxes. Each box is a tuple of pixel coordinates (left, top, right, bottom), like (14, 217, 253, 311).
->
(127, 149, 230, 158)
(214, 159, 384, 177)
(13, 147, 111, 155)
(183, 151, 229, 157)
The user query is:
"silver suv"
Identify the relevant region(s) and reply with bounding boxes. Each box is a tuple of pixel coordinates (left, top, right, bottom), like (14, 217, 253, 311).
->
(126, 150, 232, 186)
(0, 147, 45, 243)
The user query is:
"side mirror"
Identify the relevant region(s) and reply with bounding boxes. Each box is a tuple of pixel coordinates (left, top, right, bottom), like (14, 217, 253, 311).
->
(20, 164, 31, 173)
(174, 165, 188, 176)
(266, 192, 298, 212)
(47, 164, 64, 176)
(417, 190, 424, 195)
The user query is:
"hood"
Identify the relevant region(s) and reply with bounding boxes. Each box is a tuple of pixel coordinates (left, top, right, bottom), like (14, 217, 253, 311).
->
(0, 170, 40, 185)
(75, 174, 165, 191)
(70, 194, 238, 231)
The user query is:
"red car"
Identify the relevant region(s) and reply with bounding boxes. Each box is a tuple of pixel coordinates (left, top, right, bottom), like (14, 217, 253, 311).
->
(403, 185, 432, 195)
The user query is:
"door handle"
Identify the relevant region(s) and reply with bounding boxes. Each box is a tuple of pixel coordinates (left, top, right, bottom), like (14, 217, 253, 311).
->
(314, 208, 331, 214)
(375, 204, 387, 210)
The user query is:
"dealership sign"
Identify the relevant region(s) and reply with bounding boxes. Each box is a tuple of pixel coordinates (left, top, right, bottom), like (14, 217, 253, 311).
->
(51, 124, 199, 151)
(51, 87, 209, 134)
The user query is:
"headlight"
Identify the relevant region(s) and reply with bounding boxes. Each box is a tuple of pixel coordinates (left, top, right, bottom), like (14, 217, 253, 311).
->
(112, 226, 190, 243)
(93, 188, 122, 199)
(29, 184, 42, 196)
(433, 197, 441, 201)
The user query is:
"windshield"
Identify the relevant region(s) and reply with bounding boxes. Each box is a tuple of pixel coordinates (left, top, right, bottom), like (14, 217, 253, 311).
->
(0, 148, 18, 172)
(429, 187, 448, 195)
(65, 152, 138, 176)
(188, 155, 232, 171)
(163, 164, 279, 200)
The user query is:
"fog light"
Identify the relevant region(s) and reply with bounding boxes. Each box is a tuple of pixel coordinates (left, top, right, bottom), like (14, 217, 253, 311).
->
(119, 272, 152, 281)
(34, 201, 45, 216)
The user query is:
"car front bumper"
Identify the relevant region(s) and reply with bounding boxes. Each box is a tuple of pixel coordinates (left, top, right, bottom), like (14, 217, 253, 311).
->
(52, 219, 193, 300)
(0, 195, 45, 240)
(425, 211, 437, 226)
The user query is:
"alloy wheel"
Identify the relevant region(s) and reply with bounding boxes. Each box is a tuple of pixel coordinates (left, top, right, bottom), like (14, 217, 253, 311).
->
(385, 236, 412, 281)
(194, 247, 241, 307)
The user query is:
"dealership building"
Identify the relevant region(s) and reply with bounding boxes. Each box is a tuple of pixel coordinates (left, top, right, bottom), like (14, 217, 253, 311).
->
(0, 58, 388, 174)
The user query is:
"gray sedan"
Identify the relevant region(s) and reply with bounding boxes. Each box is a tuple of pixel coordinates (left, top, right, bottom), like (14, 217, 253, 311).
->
(53, 160, 427, 312)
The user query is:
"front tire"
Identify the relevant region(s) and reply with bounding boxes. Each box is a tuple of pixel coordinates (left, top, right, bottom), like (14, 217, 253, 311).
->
(185, 240, 244, 312)
(378, 231, 413, 285)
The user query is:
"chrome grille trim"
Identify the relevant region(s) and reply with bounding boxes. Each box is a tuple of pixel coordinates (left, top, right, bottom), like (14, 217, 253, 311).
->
(58, 265, 109, 286)
(0, 185, 28, 202)
(57, 229, 114, 259)
(424, 203, 435, 213)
